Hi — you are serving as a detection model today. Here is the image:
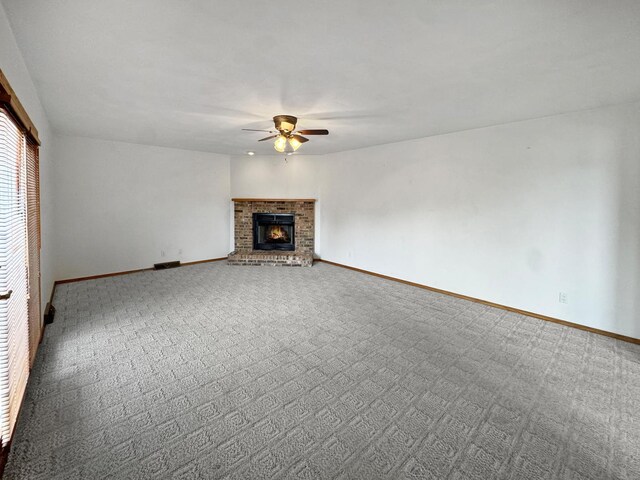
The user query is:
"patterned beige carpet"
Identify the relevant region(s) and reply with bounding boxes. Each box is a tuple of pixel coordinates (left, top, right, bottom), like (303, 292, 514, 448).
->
(5, 261, 640, 479)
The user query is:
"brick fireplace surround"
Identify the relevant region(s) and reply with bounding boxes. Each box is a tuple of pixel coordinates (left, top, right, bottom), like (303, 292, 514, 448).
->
(228, 198, 315, 266)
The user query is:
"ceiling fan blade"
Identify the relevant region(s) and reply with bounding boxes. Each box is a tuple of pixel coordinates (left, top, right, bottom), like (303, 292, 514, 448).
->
(296, 129, 329, 135)
(291, 134, 309, 143)
(258, 135, 278, 142)
(242, 128, 275, 132)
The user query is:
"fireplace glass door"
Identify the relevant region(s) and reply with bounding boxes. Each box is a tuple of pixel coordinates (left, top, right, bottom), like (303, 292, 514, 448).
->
(253, 213, 295, 251)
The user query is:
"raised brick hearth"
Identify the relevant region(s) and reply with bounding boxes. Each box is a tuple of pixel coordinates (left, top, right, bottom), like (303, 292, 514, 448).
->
(228, 198, 315, 266)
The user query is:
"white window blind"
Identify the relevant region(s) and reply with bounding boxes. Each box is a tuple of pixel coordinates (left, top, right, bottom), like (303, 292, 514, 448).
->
(26, 139, 40, 365)
(0, 106, 30, 446)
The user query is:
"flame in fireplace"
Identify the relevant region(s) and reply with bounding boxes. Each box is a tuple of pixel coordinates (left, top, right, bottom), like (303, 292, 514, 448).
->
(267, 225, 290, 242)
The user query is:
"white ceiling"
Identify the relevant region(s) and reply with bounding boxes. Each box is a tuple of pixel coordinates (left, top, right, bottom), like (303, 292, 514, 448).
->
(3, 0, 640, 155)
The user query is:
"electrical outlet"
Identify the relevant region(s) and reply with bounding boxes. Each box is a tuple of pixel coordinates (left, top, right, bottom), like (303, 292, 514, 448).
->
(161, 250, 165, 257)
(178, 249, 183, 255)
(559, 292, 568, 304)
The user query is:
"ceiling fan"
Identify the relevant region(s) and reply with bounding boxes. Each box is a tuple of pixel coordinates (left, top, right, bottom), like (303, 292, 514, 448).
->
(242, 115, 329, 153)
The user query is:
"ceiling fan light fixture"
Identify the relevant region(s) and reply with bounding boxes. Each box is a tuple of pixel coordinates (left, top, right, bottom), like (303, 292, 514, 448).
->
(273, 134, 288, 152)
(288, 136, 302, 151)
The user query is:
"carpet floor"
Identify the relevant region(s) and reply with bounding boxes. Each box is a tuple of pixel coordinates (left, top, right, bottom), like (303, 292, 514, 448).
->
(4, 261, 640, 479)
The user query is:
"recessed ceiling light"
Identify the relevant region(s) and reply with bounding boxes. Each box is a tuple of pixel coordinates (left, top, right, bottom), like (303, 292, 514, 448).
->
(246, 151, 255, 156)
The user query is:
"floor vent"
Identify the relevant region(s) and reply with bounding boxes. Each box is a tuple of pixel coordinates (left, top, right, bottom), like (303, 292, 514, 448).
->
(154, 261, 181, 270)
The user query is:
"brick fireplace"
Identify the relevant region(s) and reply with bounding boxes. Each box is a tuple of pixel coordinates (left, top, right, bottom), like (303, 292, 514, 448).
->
(228, 198, 315, 266)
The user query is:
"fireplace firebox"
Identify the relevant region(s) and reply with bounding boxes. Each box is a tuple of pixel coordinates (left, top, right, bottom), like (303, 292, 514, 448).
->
(253, 213, 295, 251)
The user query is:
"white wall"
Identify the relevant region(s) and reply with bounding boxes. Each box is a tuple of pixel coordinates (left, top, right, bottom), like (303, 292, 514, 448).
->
(53, 135, 230, 279)
(0, 4, 56, 310)
(319, 103, 640, 338)
(230, 103, 640, 339)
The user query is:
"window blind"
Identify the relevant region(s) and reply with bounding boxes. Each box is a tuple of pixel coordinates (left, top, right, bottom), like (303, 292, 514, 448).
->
(26, 140, 40, 366)
(0, 106, 31, 446)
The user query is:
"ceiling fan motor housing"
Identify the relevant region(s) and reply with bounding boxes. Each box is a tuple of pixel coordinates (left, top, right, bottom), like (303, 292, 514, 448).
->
(273, 115, 297, 133)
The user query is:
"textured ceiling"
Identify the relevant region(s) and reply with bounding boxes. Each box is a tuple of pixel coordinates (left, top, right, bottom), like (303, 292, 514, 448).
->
(3, 0, 640, 155)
